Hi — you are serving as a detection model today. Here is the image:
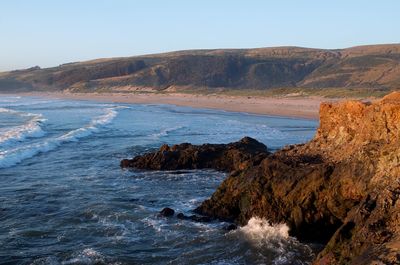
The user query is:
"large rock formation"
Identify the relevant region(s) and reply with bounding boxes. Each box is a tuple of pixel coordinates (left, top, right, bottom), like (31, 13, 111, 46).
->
(121, 92, 400, 264)
(121, 136, 269, 172)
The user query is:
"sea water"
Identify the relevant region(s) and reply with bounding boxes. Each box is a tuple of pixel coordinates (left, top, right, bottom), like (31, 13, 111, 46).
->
(0, 95, 318, 264)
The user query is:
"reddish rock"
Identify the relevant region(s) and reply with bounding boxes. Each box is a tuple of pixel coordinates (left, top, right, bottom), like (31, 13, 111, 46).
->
(195, 92, 400, 264)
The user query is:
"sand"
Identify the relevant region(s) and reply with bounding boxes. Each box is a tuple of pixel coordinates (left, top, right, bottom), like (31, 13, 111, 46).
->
(5, 92, 333, 119)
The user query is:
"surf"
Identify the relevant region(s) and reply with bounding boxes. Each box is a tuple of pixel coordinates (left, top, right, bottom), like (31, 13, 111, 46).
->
(0, 107, 46, 147)
(0, 107, 118, 168)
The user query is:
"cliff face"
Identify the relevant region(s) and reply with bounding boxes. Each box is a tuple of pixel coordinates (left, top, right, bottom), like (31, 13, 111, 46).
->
(1, 44, 400, 92)
(311, 92, 400, 264)
(122, 92, 400, 264)
(313, 91, 400, 160)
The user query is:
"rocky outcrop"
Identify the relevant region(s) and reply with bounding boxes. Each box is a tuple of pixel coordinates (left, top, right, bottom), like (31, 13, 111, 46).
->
(121, 92, 400, 264)
(121, 136, 269, 172)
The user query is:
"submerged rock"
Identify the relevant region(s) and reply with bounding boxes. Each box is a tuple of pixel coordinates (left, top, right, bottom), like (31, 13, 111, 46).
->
(122, 92, 400, 264)
(224, 224, 238, 231)
(176, 213, 212, 223)
(159, 207, 175, 217)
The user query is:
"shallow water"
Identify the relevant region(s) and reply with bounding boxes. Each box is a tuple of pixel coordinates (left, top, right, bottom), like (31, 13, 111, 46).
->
(0, 95, 318, 264)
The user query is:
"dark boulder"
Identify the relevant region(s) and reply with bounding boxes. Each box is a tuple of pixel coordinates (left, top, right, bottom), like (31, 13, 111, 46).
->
(224, 224, 238, 231)
(120, 136, 269, 172)
(159, 207, 175, 217)
(176, 213, 212, 223)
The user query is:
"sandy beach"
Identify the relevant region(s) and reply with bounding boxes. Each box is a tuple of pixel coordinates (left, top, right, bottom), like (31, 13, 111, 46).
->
(10, 92, 332, 119)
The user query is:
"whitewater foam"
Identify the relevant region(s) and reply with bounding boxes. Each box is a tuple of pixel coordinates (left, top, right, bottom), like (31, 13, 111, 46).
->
(62, 248, 105, 265)
(0, 96, 21, 103)
(0, 108, 117, 168)
(0, 107, 20, 114)
(58, 108, 117, 141)
(0, 108, 46, 146)
(236, 217, 289, 247)
(231, 217, 316, 264)
(150, 126, 184, 138)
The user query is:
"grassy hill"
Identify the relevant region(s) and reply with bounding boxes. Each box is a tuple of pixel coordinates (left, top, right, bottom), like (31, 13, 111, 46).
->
(1, 44, 399, 96)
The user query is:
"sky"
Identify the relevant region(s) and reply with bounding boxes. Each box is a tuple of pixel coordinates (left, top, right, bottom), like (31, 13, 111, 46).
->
(1, 0, 399, 71)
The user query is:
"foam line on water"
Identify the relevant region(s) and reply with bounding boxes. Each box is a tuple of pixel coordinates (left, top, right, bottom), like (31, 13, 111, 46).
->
(150, 126, 184, 138)
(0, 100, 54, 107)
(0, 108, 117, 168)
(0, 107, 47, 146)
(58, 107, 117, 141)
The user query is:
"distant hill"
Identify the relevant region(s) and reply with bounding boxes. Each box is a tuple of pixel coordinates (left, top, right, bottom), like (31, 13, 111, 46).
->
(1, 44, 399, 93)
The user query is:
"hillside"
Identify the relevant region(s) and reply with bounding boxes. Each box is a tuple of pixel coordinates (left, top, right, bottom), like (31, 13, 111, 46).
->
(1, 44, 399, 94)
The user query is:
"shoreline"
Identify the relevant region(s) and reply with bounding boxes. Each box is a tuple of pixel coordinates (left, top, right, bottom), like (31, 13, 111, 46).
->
(2, 91, 332, 119)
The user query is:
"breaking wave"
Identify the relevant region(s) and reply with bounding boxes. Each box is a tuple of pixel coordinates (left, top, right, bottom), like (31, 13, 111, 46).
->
(237, 217, 289, 247)
(0, 108, 117, 168)
(58, 108, 117, 141)
(0, 107, 46, 146)
(232, 217, 314, 265)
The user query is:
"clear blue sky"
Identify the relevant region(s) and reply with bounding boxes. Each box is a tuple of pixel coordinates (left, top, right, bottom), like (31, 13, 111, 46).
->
(1, 0, 399, 71)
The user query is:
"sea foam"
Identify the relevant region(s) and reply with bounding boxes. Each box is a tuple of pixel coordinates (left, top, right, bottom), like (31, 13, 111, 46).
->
(0, 107, 46, 146)
(58, 108, 117, 141)
(0, 108, 117, 168)
(237, 217, 289, 247)
(150, 125, 184, 139)
(232, 217, 312, 265)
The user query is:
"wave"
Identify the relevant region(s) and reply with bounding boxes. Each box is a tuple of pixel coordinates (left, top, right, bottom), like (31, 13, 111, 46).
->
(0, 98, 20, 103)
(31, 248, 106, 265)
(0, 108, 117, 169)
(150, 126, 184, 138)
(0, 99, 54, 107)
(237, 217, 289, 247)
(0, 107, 20, 114)
(58, 108, 117, 141)
(230, 217, 315, 264)
(0, 108, 47, 146)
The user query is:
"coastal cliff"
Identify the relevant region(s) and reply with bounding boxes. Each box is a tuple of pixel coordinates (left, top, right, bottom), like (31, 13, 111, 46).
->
(121, 92, 400, 264)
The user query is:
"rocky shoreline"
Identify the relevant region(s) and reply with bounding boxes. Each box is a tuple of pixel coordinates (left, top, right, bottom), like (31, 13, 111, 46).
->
(121, 92, 400, 264)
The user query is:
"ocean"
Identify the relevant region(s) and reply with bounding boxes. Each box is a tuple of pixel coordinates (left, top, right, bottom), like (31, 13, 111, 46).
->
(0, 95, 318, 265)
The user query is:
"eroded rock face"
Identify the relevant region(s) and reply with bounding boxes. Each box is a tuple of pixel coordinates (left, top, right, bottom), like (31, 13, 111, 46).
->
(121, 136, 269, 172)
(121, 92, 400, 264)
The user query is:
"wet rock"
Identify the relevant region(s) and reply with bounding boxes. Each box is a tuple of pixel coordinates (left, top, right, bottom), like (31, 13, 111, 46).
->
(120, 159, 131, 168)
(189, 215, 212, 223)
(120, 136, 269, 172)
(176, 213, 212, 223)
(159, 207, 175, 217)
(176, 213, 185, 219)
(224, 224, 238, 231)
